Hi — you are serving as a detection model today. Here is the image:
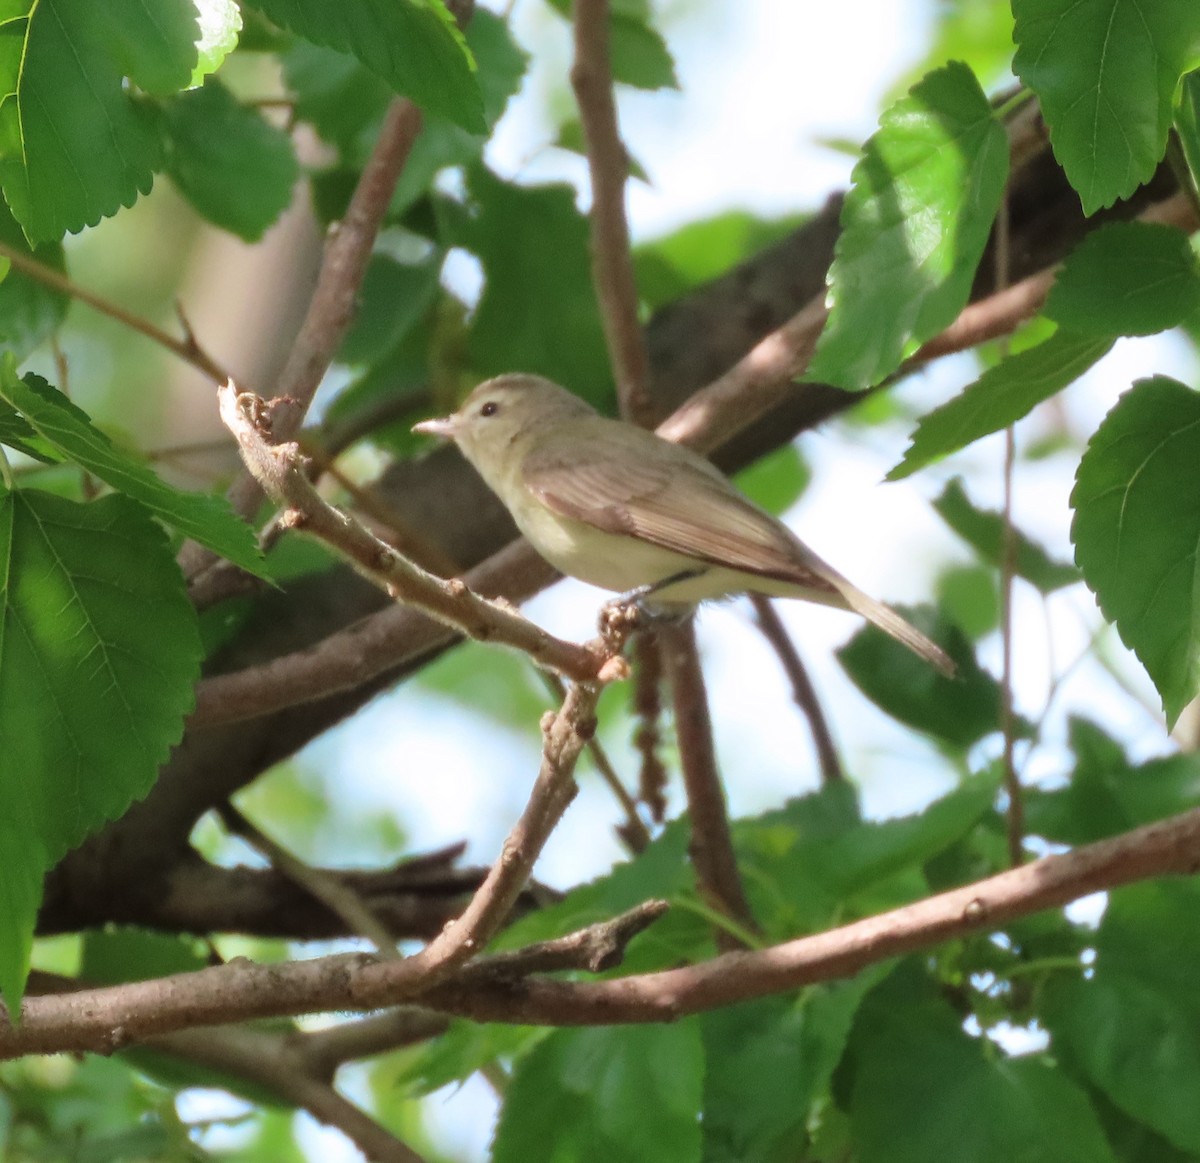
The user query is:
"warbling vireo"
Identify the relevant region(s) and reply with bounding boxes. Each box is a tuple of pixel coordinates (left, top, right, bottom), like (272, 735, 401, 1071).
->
(414, 374, 953, 675)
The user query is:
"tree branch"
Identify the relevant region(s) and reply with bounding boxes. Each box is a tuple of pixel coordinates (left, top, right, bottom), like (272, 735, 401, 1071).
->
(146, 1024, 429, 1163)
(571, 0, 653, 425)
(657, 191, 1195, 456)
(660, 618, 758, 946)
(749, 596, 843, 785)
(392, 679, 603, 984)
(0, 242, 231, 385)
(218, 803, 402, 955)
(10, 807, 1200, 1055)
(221, 99, 425, 524)
(215, 381, 620, 686)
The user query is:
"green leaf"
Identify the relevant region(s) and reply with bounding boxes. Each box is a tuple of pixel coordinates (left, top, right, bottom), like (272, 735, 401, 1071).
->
(493, 1023, 704, 1163)
(243, 0, 484, 132)
(1070, 375, 1200, 726)
(283, 39, 393, 152)
(1177, 71, 1200, 191)
(338, 251, 442, 365)
(838, 605, 1021, 746)
(192, 0, 242, 86)
(1013, 0, 1200, 215)
(634, 210, 804, 312)
(733, 444, 810, 516)
(809, 61, 1008, 390)
(1045, 881, 1200, 1153)
(0, 400, 57, 463)
(1088, 1089, 1198, 1163)
(387, 10, 528, 217)
(0, 0, 198, 241)
(1026, 716, 1200, 844)
(163, 78, 297, 241)
(0, 198, 67, 359)
(0, 490, 202, 1008)
(392, 1020, 544, 1099)
(888, 329, 1114, 480)
(739, 777, 998, 937)
(936, 562, 1001, 639)
(701, 976, 879, 1163)
(1045, 222, 1200, 337)
(850, 964, 1118, 1163)
(0, 365, 264, 574)
(934, 478, 1080, 593)
(610, 14, 677, 90)
(457, 167, 612, 405)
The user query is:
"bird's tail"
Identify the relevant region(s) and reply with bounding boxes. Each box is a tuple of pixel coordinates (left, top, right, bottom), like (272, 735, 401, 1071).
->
(838, 585, 956, 678)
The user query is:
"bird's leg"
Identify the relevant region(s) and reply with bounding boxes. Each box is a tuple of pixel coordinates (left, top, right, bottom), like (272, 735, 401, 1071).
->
(624, 568, 707, 607)
(598, 569, 705, 638)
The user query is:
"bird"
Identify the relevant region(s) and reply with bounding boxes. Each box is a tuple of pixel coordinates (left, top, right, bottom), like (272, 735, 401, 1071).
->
(413, 373, 954, 676)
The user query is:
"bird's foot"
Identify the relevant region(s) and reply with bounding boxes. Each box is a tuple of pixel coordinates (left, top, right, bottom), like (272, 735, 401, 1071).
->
(599, 595, 646, 653)
(598, 571, 704, 646)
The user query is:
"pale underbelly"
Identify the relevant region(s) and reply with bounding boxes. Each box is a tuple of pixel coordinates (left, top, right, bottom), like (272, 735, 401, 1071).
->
(516, 509, 844, 608)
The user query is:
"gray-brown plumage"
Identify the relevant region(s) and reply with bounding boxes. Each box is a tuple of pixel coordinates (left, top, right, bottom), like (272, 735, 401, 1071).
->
(414, 374, 954, 676)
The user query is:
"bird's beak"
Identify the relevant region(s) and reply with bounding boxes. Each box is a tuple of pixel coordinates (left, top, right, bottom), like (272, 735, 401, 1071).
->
(412, 415, 459, 439)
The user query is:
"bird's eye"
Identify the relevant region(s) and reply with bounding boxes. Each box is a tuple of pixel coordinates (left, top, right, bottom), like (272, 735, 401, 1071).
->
(480, 401, 500, 417)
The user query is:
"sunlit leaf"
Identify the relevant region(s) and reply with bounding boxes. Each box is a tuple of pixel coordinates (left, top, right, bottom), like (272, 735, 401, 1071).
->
(1071, 376, 1200, 726)
(809, 61, 1007, 390)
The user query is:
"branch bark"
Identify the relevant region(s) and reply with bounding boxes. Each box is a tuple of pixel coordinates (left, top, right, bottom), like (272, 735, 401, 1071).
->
(571, 0, 653, 425)
(9, 806, 1200, 1056)
(661, 618, 758, 946)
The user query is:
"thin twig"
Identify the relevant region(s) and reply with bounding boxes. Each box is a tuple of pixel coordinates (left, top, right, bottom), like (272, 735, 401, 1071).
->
(659, 617, 757, 947)
(749, 595, 843, 785)
(0, 241, 231, 384)
(218, 803, 402, 957)
(466, 900, 670, 977)
(541, 671, 651, 853)
(215, 381, 620, 685)
(297, 1009, 451, 1079)
(179, 96, 427, 588)
(223, 99, 425, 524)
(632, 629, 669, 823)
(570, 0, 653, 425)
(993, 191, 1025, 869)
(398, 680, 603, 983)
(146, 1024, 428, 1163)
(317, 455, 463, 579)
(11, 805, 1200, 1054)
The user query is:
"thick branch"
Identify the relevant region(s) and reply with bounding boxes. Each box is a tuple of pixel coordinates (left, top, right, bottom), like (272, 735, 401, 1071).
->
(191, 539, 557, 727)
(9, 807, 1200, 1055)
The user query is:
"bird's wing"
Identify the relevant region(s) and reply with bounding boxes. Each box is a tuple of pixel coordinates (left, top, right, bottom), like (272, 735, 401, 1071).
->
(521, 425, 838, 593)
(524, 422, 957, 677)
